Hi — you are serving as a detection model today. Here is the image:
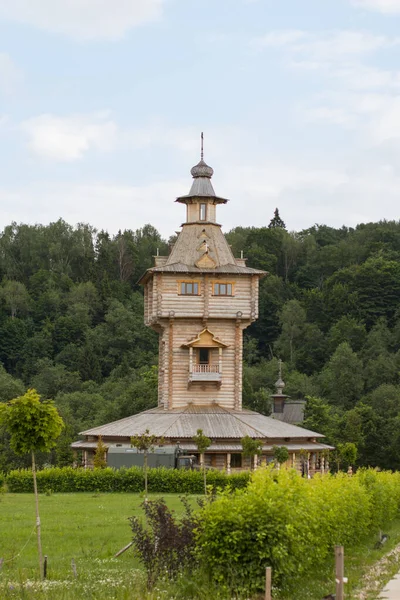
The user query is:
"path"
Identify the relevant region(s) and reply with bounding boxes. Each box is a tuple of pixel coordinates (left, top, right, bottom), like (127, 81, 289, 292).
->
(378, 571, 400, 599)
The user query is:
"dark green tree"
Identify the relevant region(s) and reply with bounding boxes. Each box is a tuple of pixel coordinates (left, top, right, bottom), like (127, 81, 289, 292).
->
(241, 435, 262, 470)
(268, 208, 286, 230)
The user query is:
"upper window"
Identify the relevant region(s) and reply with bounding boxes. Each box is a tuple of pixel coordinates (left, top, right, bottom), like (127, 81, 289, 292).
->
(213, 283, 233, 296)
(273, 398, 284, 414)
(199, 203, 207, 221)
(180, 282, 199, 295)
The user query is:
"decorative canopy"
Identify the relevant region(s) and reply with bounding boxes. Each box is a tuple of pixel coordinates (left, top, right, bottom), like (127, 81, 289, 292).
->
(182, 328, 228, 348)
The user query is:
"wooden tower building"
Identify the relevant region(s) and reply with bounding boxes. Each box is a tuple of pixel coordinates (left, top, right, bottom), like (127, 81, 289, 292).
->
(139, 153, 265, 410)
(74, 148, 333, 473)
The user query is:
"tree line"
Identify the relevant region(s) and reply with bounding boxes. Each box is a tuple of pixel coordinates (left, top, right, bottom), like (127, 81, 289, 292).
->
(1, 214, 400, 470)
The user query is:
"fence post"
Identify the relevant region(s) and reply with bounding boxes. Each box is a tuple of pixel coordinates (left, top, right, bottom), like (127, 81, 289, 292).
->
(265, 566, 272, 600)
(335, 545, 344, 600)
(71, 558, 78, 578)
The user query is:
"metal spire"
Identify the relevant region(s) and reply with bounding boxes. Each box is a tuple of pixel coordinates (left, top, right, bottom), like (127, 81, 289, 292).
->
(275, 359, 285, 395)
(201, 132, 204, 161)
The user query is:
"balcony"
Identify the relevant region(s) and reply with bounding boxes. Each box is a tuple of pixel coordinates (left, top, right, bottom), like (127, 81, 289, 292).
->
(189, 364, 222, 385)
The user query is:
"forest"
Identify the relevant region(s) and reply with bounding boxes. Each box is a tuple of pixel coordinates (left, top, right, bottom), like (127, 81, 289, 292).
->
(1, 213, 400, 471)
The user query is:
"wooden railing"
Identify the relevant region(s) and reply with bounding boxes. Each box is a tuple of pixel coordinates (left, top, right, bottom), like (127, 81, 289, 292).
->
(192, 364, 220, 373)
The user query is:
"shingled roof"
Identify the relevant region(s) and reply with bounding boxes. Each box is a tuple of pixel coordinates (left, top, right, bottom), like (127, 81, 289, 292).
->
(79, 404, 325, 440)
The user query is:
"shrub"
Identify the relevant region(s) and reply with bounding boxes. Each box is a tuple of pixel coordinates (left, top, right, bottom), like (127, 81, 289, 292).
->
(195, 467, 400, 595)
(5, 466, 251, 494)
(129, 497, 199, 588)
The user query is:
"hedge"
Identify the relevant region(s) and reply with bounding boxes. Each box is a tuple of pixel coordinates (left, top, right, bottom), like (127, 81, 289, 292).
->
(196, 467, 400, 594)
(5, 466, 251, 494)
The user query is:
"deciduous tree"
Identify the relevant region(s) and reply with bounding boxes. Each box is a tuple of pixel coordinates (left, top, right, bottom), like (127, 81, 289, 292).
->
(0, 389, 63, 578)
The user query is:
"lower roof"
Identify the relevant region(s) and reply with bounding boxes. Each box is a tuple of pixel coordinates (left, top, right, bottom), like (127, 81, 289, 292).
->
(80, 404, 324, 440)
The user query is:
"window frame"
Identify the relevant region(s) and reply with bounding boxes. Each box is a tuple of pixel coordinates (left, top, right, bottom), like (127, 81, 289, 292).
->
(178, 280, 200, 296)
(198, 348, 210, 364)
(230, 453, 242, 468)
(199, 203, 207, 221)
(212, 281, 234, 296)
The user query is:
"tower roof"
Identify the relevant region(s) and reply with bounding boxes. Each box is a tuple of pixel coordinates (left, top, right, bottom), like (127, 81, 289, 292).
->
(176, 135, 228, 204)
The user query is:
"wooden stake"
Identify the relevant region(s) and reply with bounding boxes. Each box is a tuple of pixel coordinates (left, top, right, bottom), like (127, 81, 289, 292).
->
(265, 566, 272, 600)
(71, 558, 78, 578)
(335, 545, 344, 600)
(32, 451, 43, 579)
(43, 555, 48, 579)
(114, 541, 133, 558)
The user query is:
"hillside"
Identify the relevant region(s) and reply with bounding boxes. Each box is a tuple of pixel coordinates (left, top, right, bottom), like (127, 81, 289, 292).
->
(1, 216, 400, 470)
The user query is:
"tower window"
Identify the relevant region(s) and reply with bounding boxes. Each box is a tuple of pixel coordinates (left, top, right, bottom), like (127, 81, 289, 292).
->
(274, 398, 284, 413)
(180, 281, 199, 295)
(198, 348, 209, 364)
(199, 204, 207, 221)
(213, 283, 233, 296)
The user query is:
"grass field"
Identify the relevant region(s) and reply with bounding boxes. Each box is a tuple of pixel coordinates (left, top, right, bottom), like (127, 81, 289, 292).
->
(2, 492, 400, 599)
(0, 492, 199, 599)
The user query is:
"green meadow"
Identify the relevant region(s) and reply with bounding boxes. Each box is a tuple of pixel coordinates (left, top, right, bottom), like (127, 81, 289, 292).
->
(2, 492, 400, 600)
(0, 493, 197, 599)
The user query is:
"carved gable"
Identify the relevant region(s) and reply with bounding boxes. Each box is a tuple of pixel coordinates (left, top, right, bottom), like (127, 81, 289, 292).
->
(182, 328, 228, 348)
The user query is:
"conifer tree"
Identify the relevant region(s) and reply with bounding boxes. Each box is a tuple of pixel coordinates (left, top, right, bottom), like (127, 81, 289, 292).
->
(268, 208, 286, 229)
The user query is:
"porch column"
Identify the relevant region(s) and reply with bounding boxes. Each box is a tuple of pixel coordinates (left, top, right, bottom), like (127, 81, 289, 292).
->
(253, 454, 258, 470)
(189, 347, 193, 373)
(311, 452, 316, 473)
(227, 453, 231, 475)
(307, 453, 310, 479)
(84, 450, 88, 470)
(292, 452, 296, 469)
(218, 347, 222, 373)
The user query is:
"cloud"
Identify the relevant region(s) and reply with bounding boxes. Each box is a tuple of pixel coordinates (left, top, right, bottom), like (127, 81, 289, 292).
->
(0, 53, 22, 94)
(352, 0, 400, 13)
(0, 0, 164, 41)
(1, 157, 400, 238)
(254, 29, 400, 147)
(254, 29, 397, 67)
(20, 112, 118, 161)
(0, 179, 187, 237)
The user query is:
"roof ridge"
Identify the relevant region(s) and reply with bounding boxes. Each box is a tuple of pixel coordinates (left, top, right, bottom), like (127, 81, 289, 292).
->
(161, 405, 190, 436)
(229, 410, 270, 438)
(79, 406, 160, 435)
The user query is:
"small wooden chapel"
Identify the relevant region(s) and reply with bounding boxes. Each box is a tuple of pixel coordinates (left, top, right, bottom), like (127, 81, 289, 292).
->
(73, 144, 333, 473)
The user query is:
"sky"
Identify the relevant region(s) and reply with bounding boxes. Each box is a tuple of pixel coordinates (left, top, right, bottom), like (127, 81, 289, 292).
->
(1, 0, 400, 238)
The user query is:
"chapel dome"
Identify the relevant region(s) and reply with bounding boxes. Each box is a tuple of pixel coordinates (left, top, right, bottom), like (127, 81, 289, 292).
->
(190, 159, 214, 179)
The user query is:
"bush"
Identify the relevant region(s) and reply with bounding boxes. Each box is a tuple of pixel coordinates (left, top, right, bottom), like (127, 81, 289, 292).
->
(5, 466, 251, 494)
(129, 497, 199, 588)
(195, 467, 400, 594)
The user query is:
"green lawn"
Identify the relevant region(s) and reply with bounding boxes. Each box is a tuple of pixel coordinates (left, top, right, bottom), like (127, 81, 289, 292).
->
(0, 492, 197, 599)
(2, 492, 400, 600)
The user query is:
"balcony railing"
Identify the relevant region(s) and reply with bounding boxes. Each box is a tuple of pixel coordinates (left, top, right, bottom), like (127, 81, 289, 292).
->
(192, 364, 220, 373)
(189, 363, 222, 383)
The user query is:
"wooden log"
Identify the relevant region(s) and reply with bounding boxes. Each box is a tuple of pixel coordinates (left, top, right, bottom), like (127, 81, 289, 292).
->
(335, 545, 345, 600)
(114, 541, 133, 558)
(71, 558, 78, 578)
(265, 566, 272, 600)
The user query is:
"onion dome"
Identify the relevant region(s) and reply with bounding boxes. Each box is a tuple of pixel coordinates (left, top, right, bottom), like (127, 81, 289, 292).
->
(274, 376, 285, 395)
(191, 159, 214, 179)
